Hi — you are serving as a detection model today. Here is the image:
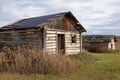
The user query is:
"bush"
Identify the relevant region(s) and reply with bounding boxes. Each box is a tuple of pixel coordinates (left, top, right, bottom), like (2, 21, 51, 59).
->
(69, 52, 96, 68)
(88, 47, 116, 53)
(0, 46, 76, 75)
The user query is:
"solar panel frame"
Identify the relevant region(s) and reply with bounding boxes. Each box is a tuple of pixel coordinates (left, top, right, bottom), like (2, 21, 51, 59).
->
(9, 14, 59, 29)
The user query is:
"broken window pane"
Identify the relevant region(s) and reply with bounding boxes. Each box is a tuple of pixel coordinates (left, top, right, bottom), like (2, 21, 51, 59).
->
(71, 35, 76, 43)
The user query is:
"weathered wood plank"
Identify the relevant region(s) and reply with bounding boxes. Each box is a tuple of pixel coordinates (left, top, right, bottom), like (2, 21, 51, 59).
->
(57, 31, 66, 34)
(66, 47, 80, 49)
(66, 32, 71, 35)
(66, 45, 80, 47)
(46, 36, 56, 39)
(46, 31, 56, 34)
(46, 40, 56, 43)
(47, 34, 56, 37)
(66, 48, 80, 50)
(66, 49, 80, 52)
(46, 42, 56, 45)
(46, 46, 56, 49)
(46, 44, 56, 47)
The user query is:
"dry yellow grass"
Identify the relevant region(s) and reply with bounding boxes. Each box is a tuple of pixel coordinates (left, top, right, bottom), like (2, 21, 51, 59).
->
(0, 52, 120, 80)
(0, 46, 76, 75)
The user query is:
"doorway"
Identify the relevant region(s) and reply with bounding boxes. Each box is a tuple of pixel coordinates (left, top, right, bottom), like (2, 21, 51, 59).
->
(57, 34, 65, 54)
(111, 43, 113, 49)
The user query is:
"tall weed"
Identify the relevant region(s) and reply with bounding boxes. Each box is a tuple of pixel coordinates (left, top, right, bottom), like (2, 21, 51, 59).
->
(0, 46, 76, 75)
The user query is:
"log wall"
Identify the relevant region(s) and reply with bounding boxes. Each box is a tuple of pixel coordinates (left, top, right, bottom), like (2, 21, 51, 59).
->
(0, 28, 44, 48)
(65, 32, 80, 55)
(46, 29, 57, 53)
(46, 28, 81, 54)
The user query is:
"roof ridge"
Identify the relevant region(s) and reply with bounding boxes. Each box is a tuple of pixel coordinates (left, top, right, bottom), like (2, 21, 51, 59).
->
(3, 11, 71, 27)
(21, 11, 71, 19)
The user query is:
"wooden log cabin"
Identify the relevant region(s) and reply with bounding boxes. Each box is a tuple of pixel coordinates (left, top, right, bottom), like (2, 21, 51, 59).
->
(83, 35, 117, 52)
(0, 12, 86, 55)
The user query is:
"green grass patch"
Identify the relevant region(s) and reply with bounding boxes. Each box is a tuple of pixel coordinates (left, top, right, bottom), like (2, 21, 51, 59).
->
(0, 53, 120, 80)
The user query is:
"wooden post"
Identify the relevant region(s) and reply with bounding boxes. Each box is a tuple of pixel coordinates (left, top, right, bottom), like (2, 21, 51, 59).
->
(43, 26, 47, 52)
(56, 31, 58, 53)
(80, 33, 82, 53)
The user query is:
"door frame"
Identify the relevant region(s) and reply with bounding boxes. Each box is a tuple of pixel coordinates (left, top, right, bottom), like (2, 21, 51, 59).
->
(57, 34, 65, 54)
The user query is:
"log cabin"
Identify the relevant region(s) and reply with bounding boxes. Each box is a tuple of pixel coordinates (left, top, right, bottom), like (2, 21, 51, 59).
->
(83, 35, 117, 52)
(0, 12, 86, 55)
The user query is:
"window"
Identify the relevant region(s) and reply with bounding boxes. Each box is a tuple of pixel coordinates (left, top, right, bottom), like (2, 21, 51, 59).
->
(71, 35, 76, 43)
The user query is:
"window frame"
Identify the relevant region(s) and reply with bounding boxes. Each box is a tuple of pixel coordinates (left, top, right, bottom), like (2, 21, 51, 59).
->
(71, 34, 77, 44)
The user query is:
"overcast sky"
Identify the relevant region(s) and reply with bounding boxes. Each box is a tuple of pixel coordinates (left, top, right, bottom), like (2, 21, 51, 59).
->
(0, 0, 120, 35)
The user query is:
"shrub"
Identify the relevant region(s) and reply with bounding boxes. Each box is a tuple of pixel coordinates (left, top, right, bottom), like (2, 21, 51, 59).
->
(0, 46, 76, 75)
(69, 52, 95, 68)
(88, 46, 116, 53)
(81, 49, 89, 54)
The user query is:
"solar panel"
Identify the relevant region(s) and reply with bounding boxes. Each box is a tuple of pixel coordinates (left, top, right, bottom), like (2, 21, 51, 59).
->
(10, 14, 59, 29)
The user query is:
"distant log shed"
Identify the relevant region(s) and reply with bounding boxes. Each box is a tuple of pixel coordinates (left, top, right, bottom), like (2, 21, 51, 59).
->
(83, 35, 117, 52)
(0, 12, 86, 55)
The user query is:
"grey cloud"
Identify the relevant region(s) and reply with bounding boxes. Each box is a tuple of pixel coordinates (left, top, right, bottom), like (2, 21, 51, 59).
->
(84, 29, 120, 35)
(0, 0, 120, 35)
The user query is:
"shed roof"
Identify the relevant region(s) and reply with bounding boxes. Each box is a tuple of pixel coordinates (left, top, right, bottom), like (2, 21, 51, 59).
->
(0, 11, 86, 32)
(83, 35, 117, 43)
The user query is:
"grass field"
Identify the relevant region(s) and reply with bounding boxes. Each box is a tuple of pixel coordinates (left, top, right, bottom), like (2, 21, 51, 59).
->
(0, 53, 120, 80)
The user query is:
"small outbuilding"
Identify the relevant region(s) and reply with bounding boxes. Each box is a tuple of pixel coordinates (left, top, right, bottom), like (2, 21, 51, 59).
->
(0, 12, 86, 55)
(83, 35, 117, 52)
